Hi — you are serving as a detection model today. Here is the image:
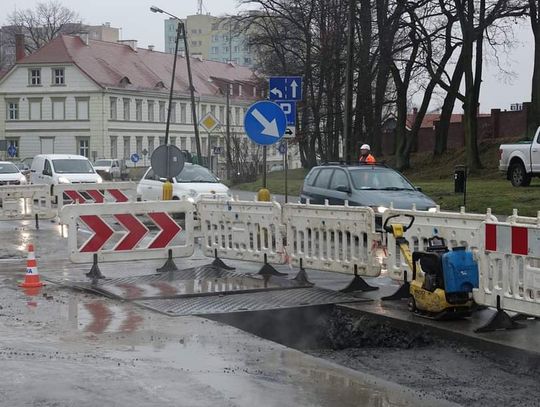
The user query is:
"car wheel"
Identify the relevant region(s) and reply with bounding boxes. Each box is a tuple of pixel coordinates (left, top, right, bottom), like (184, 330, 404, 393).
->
(510, 162, 531, 187)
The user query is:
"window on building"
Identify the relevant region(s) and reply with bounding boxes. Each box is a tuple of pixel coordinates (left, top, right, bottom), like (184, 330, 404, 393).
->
(148, 136, 155, 155)
(202, 137, 207, 154)
(180, 137, 186, 150)
(52, 68, 65, 85)
(136, 136, 143, 154)
(135, 99, 143, 121)
(180, 103, 187, 123)
(190, 137, 195, 153)
(191, 40, 198, 47)
(244, 57, 251, 65)
(224, 46, 229, 53)
(211, 46, 219, 54)
(110, 97, 117, 120)
(219, 106, 225, 123)
(52, 98, 65, 120)
(230, 84, 234, 96)
(170, 136, 176, 146)
(29, 99, 42, 120)
(123, 136, 130, 159)
(110, 136, 118, 158)
(6, 139, 19, 158)
(29, 68, 41, 85)
(78, 138, 90, 157)
(123, 98, 130, 120)
(159, 136, 165, 145)
(76, 98, 89, 120)
(212, 34, 219, 41)
(210, 105, 216, 116)
(148, 100, 155, 122)
(253, 86, 257, 97)
(239, 85, 243, 97)
(235, 107, 240, 125)
(170, 102, 177, 123)
(233, 46, 239, 53)
(223, 35, 228, 41)
(191, 29, 198, 34)
(7, 100, 19, 120)
(159, 101, 166, 122)
(201, 104, 207, 116)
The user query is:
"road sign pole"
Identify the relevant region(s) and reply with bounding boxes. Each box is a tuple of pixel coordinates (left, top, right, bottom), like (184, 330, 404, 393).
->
(284, 140, 288, 204)
(263, 146, 267, 189)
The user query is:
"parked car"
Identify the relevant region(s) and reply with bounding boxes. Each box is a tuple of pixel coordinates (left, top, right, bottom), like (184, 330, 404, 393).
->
(499, 130, 540, 186)
(93, 158, 126, 180)
(0, 161, 28, 185)
(30, 154, 102, 187)
(300, 163, 437, 213)
(137, 163, 231, 202)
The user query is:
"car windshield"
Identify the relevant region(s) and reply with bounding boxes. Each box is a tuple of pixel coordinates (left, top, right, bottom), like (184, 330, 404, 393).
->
(52, 159, 95, 174)
(349, 168, 415, 191)
(175, 165, 218, 183)
(0, 163, 19, 174)
(94, 160, 112, 166)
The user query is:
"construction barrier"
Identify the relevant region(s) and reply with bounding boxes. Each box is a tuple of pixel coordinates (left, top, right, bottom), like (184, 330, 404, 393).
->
(283, 202, 381, 276)
(60, 200, 195, 263)
(54, 181, 137, 213)
(474, 219, 540, 318)
(383, 206, 497, 280)
(198, 199, 285, 264)
(0, 184, 56, 220)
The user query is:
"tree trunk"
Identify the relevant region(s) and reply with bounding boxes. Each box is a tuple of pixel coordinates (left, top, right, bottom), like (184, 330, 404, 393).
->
(528, 7, 540, 139)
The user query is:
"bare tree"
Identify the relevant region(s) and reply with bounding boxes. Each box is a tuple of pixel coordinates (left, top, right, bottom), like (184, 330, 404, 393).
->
(2, 0, 81, 62)
(528, 0, 540, 138)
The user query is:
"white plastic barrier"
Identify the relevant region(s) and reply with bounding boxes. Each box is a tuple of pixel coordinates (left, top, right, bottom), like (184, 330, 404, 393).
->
(474, 219, 540, 317)
(198, 199, 285, 264)
(54, 182, 137, 213)
(383, 206, 497, 280)
(60, 200, 195, 263)
(283, 202, 381, 276)
(0, 184, 56, 220)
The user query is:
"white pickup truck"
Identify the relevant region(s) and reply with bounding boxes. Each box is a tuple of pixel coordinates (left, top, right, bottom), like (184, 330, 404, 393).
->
(499, 131, 540, 186)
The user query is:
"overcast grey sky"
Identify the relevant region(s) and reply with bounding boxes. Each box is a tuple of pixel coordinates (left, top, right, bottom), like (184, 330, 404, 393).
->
(1, 0, 535, 112)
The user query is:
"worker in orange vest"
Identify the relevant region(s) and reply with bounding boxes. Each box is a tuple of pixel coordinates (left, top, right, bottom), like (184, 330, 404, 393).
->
(358, 144, 376, 163)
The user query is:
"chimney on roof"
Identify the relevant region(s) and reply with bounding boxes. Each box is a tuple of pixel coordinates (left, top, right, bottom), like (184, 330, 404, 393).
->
(76, 32, 89, 45)
(148, 45, 155, 51)
(15, 33, 25, 61)
(118, 39, 138, 51)
(104, 22, 111, 27)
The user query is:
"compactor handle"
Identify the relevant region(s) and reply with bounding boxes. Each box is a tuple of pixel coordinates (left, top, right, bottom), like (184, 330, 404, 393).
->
(383, 214, 415, 233)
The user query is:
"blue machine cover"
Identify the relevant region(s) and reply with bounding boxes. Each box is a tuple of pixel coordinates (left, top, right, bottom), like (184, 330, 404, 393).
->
(442, 247, 479, 293)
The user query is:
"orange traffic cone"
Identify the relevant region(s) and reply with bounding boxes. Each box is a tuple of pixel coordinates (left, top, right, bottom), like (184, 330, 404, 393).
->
(19, 244, 44, 288)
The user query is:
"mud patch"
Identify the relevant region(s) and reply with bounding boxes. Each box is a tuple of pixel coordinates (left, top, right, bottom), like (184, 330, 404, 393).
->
(327, 308, 433, 349)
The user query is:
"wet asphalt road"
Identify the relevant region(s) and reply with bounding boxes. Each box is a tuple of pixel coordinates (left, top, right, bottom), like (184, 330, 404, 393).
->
(0, 218, 454, 407)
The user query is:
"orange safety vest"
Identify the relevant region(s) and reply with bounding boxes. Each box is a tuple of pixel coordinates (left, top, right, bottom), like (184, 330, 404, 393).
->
(359, 154, 376, 163)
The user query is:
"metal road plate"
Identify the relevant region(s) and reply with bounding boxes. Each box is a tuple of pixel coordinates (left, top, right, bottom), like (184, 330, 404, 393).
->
(58, 264, 312, 301)
(136, 287, 366, 316)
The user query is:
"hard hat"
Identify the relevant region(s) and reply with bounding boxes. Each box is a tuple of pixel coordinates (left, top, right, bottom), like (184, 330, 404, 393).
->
(360, 144, 370, 150)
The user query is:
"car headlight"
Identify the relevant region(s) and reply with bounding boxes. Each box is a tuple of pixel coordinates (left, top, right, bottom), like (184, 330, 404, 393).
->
(186, 197, 195, 204)
(96, 175, 103, 184)
(377, 206, 388, 214)
(58, 176, 71, 184)
(189, 189, 197, 197)
(19, 175, 27, 183)
(428, 207, 438, 213)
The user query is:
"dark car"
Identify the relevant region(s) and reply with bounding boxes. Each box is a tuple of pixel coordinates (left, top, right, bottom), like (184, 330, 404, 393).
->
(300, 163, 437, 214)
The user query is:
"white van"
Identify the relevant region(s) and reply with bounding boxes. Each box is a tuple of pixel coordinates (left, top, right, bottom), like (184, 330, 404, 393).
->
(30, 154, 102, 186)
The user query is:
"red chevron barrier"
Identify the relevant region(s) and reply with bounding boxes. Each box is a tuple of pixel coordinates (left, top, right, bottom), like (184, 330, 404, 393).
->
(61, 200, 195, 263)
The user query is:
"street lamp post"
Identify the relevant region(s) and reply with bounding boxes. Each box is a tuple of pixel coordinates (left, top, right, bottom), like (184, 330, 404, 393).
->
(150, 5, 203, 165)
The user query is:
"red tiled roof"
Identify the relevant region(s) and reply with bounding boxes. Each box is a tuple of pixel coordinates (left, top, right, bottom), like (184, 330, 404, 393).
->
(18, 35, 258, 98)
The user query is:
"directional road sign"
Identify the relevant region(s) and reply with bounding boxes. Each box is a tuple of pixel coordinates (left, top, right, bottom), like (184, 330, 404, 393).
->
(130, 153, 140, 163)
(283, 126, 295, 139)
(277, 101, 296, 126)
(199, 112, 220, 133)
(7, 144, 17, 158)
(244, 101, 287, 146)
(278, 141, 287, 155)
(269, 76, 302, 101)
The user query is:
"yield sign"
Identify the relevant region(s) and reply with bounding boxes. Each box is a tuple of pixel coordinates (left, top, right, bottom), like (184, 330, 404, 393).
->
(80, 215, 115, 252)
(147, 212, 182, 249)
(114, 214, 148, 251)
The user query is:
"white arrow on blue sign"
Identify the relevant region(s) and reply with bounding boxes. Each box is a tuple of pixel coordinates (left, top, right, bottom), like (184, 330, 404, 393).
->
(7, 144, 17, 158)
(244, 101, 287, 145)
(130, 153, 140, 163)
(269, 76, 302, 101)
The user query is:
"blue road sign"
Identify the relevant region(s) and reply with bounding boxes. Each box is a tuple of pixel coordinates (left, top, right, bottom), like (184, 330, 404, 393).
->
(278, 141, 287, 155)
(277, 101, 296, 126)
(130, 153, 140, 163)
(244, 101, 287, 146)
(7, 144, 17, 158)
(269, 76, 302, 101)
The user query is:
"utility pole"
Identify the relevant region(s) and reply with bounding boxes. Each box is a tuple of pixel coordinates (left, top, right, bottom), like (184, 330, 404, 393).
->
(343, 0, 355, 163)
(225, 83, 232, 180)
